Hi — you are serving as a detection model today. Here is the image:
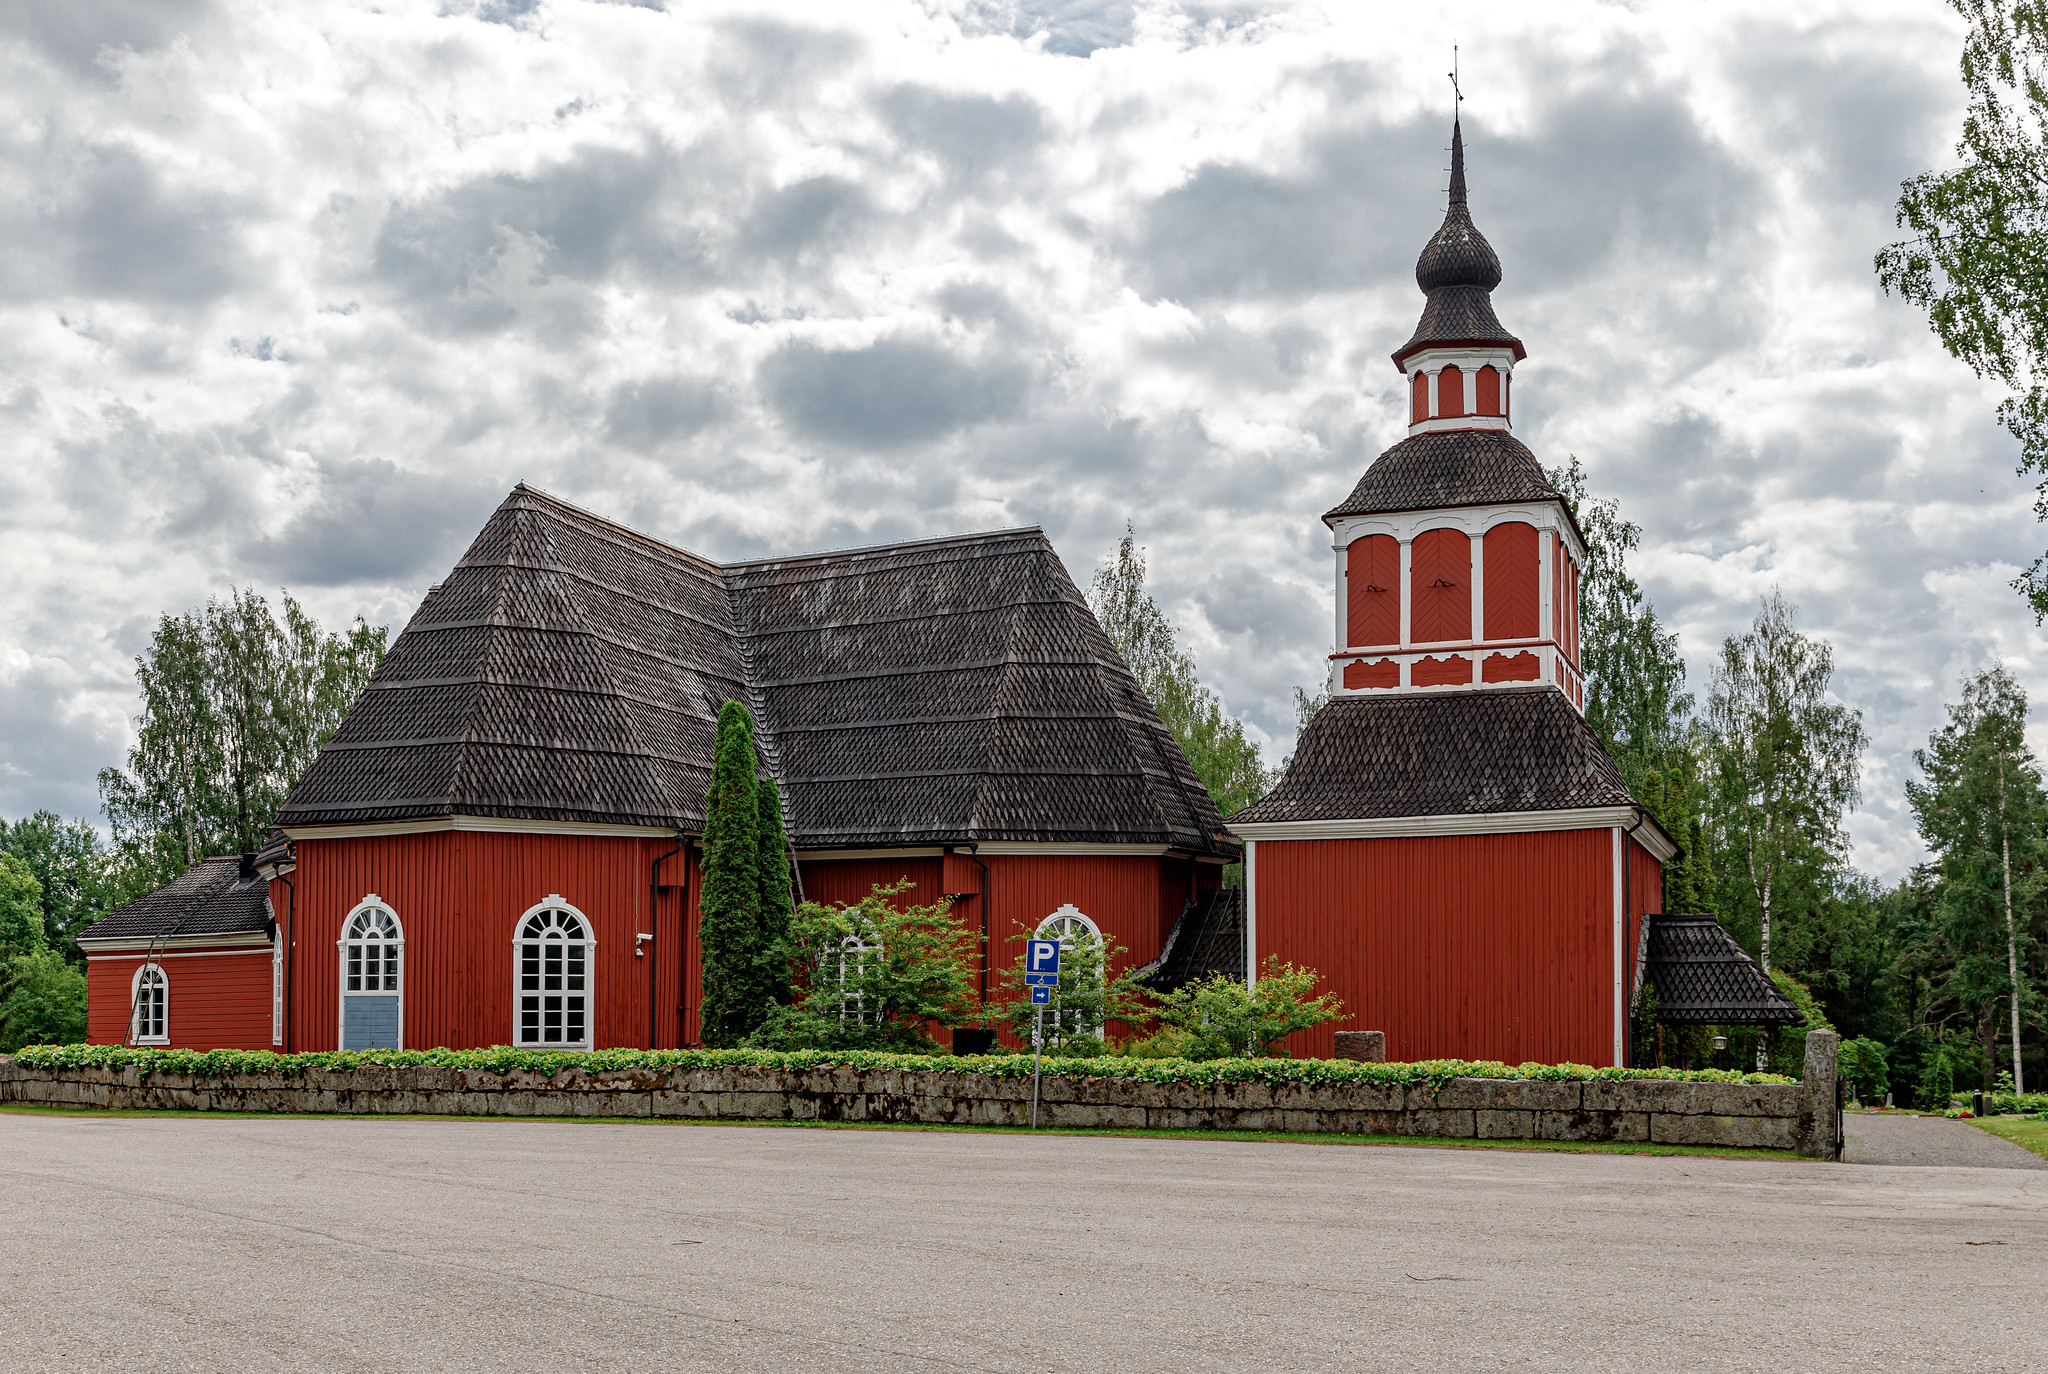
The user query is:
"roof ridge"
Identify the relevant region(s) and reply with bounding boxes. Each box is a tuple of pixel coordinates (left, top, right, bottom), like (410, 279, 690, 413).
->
(507, 483, 724, 574)
(723, 525, 1046, 570)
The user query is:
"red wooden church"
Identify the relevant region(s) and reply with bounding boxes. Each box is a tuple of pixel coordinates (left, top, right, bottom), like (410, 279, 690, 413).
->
(81, 505, 1237, 1052)
(1228, 118, 1673, 1065)
(79, 117, 1670, 1067)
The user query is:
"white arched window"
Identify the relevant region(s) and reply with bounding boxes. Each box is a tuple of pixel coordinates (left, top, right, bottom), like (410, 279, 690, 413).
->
(339, 899, 404, 1050)
(130, 963, 168, 1045)
(1034, 905, 1106, 1045)
(515, 898, 593, 1049)
(834, 920, 881, 1025)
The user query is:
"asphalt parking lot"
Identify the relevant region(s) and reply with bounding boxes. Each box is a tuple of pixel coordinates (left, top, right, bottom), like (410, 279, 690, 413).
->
(1, 1112, 2043, 1372)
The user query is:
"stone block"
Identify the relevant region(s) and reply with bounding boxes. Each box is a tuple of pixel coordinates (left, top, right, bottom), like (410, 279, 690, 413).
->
(1474, 1109, 1537, 1139)
(1797, 1030, 1840, 1160)
(1211, 1081, 1274, 1111)
(1408, 1108, 1476, 1138)
(1650, 1113, 1798, 1150)
(1530, 1109, 1646, 1142)
(650, 1090, 719, 1118)
(1429, 1079, 1582, 1112)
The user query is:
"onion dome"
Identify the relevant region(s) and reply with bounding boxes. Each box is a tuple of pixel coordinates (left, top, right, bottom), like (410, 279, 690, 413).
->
(1392, 118, 1524, 368)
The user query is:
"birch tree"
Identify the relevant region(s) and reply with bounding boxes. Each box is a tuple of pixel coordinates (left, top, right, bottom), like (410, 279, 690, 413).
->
(1703, 592, 1866, 1066)
(1090, 525, 1271, 817)
(1906, 666, 2043, 1093)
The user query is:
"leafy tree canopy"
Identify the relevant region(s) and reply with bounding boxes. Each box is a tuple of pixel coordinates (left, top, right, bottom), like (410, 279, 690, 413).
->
(1089, 524, 1271, 818)
(97, 588, 385, 900)
(1, 811, 114, 961)
(1877, 0, 2048, 614)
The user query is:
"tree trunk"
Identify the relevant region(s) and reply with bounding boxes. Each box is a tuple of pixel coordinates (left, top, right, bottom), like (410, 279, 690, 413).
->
(1999, 756, 2025, 1095)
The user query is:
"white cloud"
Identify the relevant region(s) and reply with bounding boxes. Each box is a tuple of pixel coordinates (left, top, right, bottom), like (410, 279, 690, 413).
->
(0, 0, 2036, 880)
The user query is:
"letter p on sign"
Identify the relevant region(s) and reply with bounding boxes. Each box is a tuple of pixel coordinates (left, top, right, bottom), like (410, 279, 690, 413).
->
(1027, 939, 1060, 975)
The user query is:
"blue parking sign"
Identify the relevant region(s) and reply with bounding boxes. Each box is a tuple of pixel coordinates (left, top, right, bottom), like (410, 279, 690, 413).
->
(1024, 939, 1061, 987)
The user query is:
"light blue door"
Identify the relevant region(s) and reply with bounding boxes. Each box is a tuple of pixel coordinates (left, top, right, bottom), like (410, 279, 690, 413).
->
(343, 996, 399, 1050)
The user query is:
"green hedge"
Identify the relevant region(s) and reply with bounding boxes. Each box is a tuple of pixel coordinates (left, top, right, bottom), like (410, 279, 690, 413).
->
(7, 1043, 1794, 1090)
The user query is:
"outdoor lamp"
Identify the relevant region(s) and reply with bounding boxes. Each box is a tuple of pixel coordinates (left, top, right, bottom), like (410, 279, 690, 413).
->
(1712, 1034, 1727, 1072)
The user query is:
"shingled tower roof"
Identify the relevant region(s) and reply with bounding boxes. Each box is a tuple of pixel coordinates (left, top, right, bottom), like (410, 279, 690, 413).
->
(1392, 118, 1523, 368)
(276, 487, 1234, 857)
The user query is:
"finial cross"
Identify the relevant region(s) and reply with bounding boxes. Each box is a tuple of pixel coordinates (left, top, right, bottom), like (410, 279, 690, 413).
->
(1449, 46, 1462, 111)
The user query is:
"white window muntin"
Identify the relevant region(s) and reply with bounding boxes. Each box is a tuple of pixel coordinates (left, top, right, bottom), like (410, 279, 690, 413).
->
(130, 962, 168, 1045)
(834, 914, 882, 1025)
(514, 897, 595, 1049)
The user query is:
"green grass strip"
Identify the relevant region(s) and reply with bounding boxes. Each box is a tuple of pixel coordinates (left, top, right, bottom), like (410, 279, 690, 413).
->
(1968, 1113, 2048, 1163)
(0, 1102, 1801, 1159)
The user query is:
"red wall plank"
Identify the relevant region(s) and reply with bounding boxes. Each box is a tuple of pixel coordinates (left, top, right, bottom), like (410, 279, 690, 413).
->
(89, 950, 273, 1050)
(1253, 830, 1617, 1064)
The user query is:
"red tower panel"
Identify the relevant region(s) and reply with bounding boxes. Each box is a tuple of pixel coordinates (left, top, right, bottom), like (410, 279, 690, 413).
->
(1437, 365, 1464, 418)
(1411, 371, 1428, 425)
(1475, 364, 1501, 416)
(1482, 521, 1539, 640)
(1346, 534, 1400, 647)
(1342, 657, 1399, 689)
(1409, 528, 1471, 643)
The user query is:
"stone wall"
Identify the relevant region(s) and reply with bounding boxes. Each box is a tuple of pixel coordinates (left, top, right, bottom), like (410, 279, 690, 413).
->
(0, 1055, 1838, 1155)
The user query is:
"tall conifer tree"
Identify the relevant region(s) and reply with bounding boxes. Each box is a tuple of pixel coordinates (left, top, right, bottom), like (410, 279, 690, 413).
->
(698, 701, 762, 1046)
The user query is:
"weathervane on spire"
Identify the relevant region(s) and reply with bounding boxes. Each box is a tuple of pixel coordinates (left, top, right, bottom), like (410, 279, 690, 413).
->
(1449, 45, 1462, 116)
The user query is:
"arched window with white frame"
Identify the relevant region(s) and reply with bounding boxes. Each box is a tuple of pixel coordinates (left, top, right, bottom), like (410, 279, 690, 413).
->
(1034, 905, 1107, 1046)
(339, 898, 404, 1050)
(833, 918, 882, 1025)
(130, 963, 168, 1046)
(515, 898, 593, 1049)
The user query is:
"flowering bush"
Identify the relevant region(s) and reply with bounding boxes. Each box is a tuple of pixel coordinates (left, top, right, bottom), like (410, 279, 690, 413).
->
(8, 1042, 1795, 1090)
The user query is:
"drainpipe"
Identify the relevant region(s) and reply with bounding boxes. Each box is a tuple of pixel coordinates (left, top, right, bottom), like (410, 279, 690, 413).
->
(281, 869, 297, 1054)
(650, 831, 684, 1050)
(967, 847, 991, 1017)
(679, 843, 697, 1045)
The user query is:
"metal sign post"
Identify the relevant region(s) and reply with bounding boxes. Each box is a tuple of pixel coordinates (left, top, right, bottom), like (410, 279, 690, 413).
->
(1025, 939, 1060, 1129)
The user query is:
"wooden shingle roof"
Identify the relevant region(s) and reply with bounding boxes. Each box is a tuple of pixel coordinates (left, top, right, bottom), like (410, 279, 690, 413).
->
(276, 487, 1236, 857)
(79, 855, 272, 943)
(1230, 687, 1634, 824)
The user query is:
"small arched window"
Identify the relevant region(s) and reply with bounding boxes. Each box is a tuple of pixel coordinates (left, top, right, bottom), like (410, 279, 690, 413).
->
(834, 919, 882, 1025)
(340, 900, 403, 1050)
(515, 899, 593, 1048)
(1437, 365, 1464, 418)
(1034, 905, 1106, 1046)
(130, 963, 168, 1045)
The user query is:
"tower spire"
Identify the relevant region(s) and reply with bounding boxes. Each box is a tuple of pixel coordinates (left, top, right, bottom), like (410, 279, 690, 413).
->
(1448, 47, 1466, 207)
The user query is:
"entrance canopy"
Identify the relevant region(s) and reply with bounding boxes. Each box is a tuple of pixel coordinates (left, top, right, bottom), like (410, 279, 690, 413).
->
(1637, 914, 1802, 1026)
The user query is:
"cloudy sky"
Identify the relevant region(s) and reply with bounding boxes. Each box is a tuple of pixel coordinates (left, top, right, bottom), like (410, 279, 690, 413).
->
(0, 0, 2033, 879)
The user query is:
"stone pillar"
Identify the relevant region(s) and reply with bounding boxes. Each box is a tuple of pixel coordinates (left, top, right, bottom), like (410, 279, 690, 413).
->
(1334, 1031, 1386, 1063)
(1797, 1029, 1839, 1160)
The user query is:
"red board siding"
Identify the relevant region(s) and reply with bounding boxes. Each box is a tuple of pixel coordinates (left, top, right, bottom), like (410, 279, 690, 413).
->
(1343, 657, 1399, 689)
(1411, 654, 1472, 687)
(1346, 534, 1400, 647)
(1437, 365, 1464, 418)
(1411, 371, 1428, 424)
(1410, 528, 1471, 643)
(1253, 830, 1617, 1064)
(1481, 522, 1539, 640)
(88, 949, 273, 1050)
(1481, 651, 1540, 682)
(1476, 364, 1501, 416)
(285, 832, 680, 1053)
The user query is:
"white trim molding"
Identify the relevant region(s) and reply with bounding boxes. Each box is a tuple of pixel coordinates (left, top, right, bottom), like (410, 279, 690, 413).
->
(1231, 806, 1679, 861)
(86, 946, 272, 962)
(1243, 840, 1258, 992)
(80, 933, 275, 955)
(284, 816, 680, 841)
(130, 962, 169, 1045)
(972, 842, 1179, 857)
(1611, 827, 1626, 1069)
(513, 896, 595, 1051)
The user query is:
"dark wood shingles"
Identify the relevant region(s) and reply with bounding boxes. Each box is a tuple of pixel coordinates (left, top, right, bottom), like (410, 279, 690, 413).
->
(275, 487, 1235, 856)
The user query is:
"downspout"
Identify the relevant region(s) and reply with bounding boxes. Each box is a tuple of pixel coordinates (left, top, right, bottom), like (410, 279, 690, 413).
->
(679, 843, 697, 1045)
(967, 847, 991, 1017)
(650, 830, 684, 1050)
(281, 868, 297, 1054)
